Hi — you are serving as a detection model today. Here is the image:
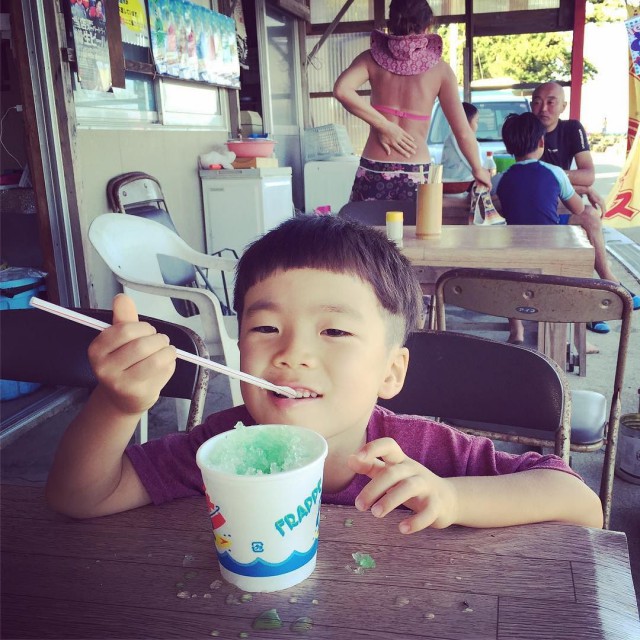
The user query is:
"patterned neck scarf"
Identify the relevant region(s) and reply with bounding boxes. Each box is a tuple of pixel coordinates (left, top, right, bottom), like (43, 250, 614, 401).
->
(370, 29, 442, 76)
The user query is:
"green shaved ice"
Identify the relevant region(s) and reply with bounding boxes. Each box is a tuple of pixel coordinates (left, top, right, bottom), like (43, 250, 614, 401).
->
(352, 552, 376, 568)
(252, 609, 283, 630)
(208, 425, 313, 475)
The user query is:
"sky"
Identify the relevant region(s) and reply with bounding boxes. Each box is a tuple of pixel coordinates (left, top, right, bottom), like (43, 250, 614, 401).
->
(577, 21, 628, 134)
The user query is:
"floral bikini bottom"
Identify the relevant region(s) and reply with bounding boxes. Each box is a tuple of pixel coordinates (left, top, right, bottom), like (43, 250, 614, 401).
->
(349, 157, 431, 202)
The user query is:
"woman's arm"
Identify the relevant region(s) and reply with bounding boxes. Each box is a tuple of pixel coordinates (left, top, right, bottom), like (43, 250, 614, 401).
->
(333, 52, 417, 157)
(437, 65, 491, 188)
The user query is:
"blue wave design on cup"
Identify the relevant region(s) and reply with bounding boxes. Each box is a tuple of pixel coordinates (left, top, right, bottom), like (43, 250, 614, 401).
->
(217, 540, 318, 577)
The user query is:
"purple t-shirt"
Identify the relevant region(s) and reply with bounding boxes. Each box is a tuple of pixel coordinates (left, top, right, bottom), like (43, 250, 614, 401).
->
(126, 404, 579, 506)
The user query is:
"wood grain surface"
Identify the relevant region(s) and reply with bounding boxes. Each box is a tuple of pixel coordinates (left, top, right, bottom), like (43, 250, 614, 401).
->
(1, 485, 638, 639)
(398, 225, 595, 279)
(393, 224, 596, 371)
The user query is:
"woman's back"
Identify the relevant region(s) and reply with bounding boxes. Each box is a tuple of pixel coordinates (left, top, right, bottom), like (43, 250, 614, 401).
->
(366, 55, 446, 162)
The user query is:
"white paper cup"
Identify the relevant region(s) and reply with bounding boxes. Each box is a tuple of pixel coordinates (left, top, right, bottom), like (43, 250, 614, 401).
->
(196, 424, 328, 592)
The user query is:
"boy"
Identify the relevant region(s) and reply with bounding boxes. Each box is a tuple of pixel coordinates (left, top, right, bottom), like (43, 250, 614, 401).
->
(441, 101, 480, 185)
(46, 215, 603, 531)
(494, 112, 587, 227)
(494, 112, 639, 342)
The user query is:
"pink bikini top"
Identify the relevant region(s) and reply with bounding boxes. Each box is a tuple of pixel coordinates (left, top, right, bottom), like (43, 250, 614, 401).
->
(372, 105, 430, 121)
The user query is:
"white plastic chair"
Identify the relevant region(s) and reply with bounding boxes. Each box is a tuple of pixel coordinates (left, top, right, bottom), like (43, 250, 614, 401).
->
(89, 213, 242, 407)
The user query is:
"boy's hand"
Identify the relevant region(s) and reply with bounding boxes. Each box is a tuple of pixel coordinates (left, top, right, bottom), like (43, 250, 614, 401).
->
(585, 187, 605, 216)
(88, 294, 177, 416)
(348, 437, 458, 533)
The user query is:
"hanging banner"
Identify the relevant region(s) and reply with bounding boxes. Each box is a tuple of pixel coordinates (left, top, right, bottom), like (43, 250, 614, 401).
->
(604, 129, 640, 228)
(234, 0, 248, 70)
(604, 6, 640, 227)
(69, 0, 111, 92)
(148, 0, 240, 88)
(119, 0, 149, 48)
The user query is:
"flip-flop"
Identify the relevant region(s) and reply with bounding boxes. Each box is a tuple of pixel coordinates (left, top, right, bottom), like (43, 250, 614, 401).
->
(587, 321, 610, 334)
(619, 283, 640, 311)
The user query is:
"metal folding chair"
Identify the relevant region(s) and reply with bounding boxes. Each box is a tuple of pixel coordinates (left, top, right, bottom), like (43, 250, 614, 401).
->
(0, 308, 210, 443)
(379, 330, 571, 463)
(434, 268, 634, 528)
(338, 199, 417, 225)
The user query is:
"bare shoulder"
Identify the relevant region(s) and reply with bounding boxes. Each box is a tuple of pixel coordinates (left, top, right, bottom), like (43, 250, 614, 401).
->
(352, 49, 375, 69)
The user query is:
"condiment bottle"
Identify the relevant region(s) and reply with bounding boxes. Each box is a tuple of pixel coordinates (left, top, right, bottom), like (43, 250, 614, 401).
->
(386, 211, 403, 247)
(484, 151, 497, 177)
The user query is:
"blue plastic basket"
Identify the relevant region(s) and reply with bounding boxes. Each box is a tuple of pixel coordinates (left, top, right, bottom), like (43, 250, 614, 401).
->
(0, 271, 47, 401)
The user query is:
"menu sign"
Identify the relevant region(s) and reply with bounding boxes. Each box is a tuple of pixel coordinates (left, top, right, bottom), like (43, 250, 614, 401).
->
(69, 0, 111, 92)
(119, 0, 150, 48)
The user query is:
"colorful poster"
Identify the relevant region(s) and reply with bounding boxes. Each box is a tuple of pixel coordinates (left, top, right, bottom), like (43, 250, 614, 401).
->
(625, 13, 640, 77)
(148, 0, 240, 88)
(604, 6, 640, 227)
(119, 0, 149, 48)
(69, 0, 111, 92)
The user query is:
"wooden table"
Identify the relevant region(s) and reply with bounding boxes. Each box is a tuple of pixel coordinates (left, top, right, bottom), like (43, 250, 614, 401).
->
(396, 224, 596, 373)
(2, 485, 638, 639)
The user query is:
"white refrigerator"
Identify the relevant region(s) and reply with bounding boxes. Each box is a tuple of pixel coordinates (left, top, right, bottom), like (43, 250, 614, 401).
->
(199, 168, 293, 256)
(304, 157, 359, 214)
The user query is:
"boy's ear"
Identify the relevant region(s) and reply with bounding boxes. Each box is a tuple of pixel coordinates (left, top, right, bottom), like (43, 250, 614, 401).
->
(377, 346, 409, 400)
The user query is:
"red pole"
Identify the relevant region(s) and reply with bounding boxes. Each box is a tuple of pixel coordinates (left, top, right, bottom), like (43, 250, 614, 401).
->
(570, 0, 586, 120)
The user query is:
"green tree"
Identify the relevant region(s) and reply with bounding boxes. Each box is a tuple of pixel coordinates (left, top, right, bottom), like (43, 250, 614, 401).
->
(473, 33, 598, 84)
(438, 0, 622, 85)
(586, 0, 626, 23)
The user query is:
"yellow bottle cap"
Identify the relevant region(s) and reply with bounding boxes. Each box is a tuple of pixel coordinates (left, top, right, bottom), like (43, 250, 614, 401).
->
(386, 211, 403, 223)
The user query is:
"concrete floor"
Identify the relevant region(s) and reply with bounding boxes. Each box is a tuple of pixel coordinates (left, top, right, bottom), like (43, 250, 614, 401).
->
(1, 153, 639, 610)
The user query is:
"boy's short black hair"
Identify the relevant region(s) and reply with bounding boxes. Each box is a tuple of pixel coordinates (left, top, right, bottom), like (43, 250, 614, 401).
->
(234, 215, 422, 346)
(501, 112, 546, 157)
(462, 101, 478, 123)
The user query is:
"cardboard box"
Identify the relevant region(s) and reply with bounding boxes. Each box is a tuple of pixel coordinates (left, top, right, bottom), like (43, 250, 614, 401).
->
(232, 157, 279, 169)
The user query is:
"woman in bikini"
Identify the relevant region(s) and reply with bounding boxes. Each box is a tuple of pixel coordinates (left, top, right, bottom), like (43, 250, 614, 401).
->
(333, 0, 491, 201)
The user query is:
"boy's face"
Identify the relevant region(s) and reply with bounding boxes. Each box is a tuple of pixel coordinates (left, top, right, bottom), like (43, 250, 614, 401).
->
(238, 268, 408, 450)
(469, 113, 479, 133)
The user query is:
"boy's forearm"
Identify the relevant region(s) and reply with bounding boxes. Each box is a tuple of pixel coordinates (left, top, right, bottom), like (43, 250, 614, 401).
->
(45, 386, 150, 518)
(448, 470, 603, 529)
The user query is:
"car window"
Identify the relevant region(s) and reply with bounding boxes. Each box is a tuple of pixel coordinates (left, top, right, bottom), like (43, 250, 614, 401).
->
(474, 101, 530, 141)
(428, 106, 452, 145)
(428, 99, 530, 145)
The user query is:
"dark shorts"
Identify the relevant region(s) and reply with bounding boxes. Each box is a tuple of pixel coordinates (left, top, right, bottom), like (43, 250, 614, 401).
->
(558, 213, 571, 225)
(350, 157, 431, 202)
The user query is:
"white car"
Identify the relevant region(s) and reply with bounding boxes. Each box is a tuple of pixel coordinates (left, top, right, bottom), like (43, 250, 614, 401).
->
(427, 91, 531, 164)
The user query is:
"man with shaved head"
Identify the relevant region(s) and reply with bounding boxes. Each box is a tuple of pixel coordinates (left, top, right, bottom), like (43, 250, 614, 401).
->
(531, 82, 599, 198)
(530, 81, 639, 333)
